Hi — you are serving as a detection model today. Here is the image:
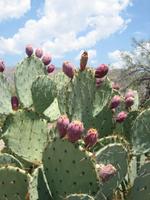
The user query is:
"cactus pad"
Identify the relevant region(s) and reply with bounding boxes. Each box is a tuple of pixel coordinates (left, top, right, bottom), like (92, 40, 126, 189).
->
(2, 111, 49, 164)
(65, 194, 94, 200)
(15, 56, 45, 108)
(0, 166, 31, 200)
(43, 138, 99, 199)
(0, 153, 23, 168)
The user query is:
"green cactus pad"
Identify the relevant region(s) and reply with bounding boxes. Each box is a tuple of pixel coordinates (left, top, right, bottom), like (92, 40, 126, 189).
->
(43, 138, 99, 199)
(131, 90, 139, 111)
(127, 162, 150, 200)
(44, 98, 61, 121)
(0, 153, 23, 168)
(31, 75, 56, 113)
(15, 56, 45, 108)
(132, 109, 150, 154)
(2, 111, 49, 164)
(96, 143, 128, 197)
(0, 166, 31, 200)
(65, 194, 94, 200)
(29, 167, 52, 200)
(0, 74, 13, 115)
(58, 69, 112, 123)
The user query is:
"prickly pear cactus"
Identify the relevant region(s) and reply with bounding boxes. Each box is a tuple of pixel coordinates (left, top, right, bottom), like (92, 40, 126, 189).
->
(15, 56, 46, 108)
(0, 153, 23, 168)
(2, 111, 49, 164)
(0, 166, 31, 200)
(65, 194, 95, 200)
(29, 167, 52, 200)
(43, 138, 99, 199)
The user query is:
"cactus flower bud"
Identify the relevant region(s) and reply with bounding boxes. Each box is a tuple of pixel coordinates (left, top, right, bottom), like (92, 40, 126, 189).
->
(35, 48, 43, 58)
(110, 95, 121, 109)
(47, 64, 55, 73)
(99, 164, 117, 182)
(125, 90, 134, 100)
(125, 96, 134, 107)
(80, 51, 88, 71)
(84, 128, 98, 148)
(57, 115, 70, 138)
(42, 53, 52, 65)
(11, 96, 19, 111)
(116, 111, 127, 123)
(67, 120, 84, 143)
(95, 64, 109, 78)
(0, 60, 5, 72)
(62, 61, 75, 79)
(25, 44, 33, 57)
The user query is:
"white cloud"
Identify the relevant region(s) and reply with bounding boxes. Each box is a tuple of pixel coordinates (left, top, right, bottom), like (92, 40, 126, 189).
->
(0, 0, 132, 58)
(108, 50, 127, 68)
(0, 0, 31, 21)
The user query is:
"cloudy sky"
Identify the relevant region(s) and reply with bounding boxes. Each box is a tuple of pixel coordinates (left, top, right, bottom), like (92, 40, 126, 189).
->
(0, 0, 149, 68)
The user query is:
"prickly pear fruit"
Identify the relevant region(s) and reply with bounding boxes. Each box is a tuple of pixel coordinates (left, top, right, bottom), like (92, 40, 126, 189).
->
(99, 164, 117, 182)
(112, 82, 120, 90)
(125, 96, 134, 107)
(95, 64, 109, 78)
(0, 60, 5, 72)
(110, 95, 121, 109)
(11, 96, 19, 111)
(25, 44, 33, 57)
(57, 115, 70, 138)
(47, 64, 55, 73)
(84, 128, 98, 148)
(35, 48, 43, 58)
(125, 90, 134, 100)
(96, 77, 105, 87)
(80, 51, 88, 71)
(42, 53, 52, 65)
(67, 120, 84, 143)
(116, 111, 127, 123)
(62, 61, 75, 79)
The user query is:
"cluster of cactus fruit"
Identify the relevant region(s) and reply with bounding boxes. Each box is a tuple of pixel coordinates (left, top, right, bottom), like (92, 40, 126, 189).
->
(0, 45, 149, 200)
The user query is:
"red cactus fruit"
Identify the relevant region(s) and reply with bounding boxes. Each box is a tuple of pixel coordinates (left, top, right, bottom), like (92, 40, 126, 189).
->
(35, 48, 43, 58)
(11, 96, 19, 111)
(80, 51, 88, 71)
(67, 120, 84, 143)
(62, 61, 75, 79)
(110, 95, 121, 109)
(96, 77, 105, 87)
(57, 115, 70, 138)
(42, 53, 52, 65)
(0, 60, 5, 72)
(116, 111, 127, 123)
(84, 128, 98, 148)
(99, 164, 117, 182)
(47, 64, 55, 73)
(95, 64, 109, 78)
(125, 90, 134, 100)
(125, 96, 134, 107)
(25, 44, 33, 57)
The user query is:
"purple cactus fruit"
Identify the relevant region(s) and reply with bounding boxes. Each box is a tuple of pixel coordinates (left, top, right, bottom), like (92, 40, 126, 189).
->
(95, 64, 109, 78)
(35, 48, 43, 58)
(110, 95, 121, 109)
(84, 128, 98, 148)
(25, 44, 33, 57)
(57, 115, 70, 138)
(125, 90, 134, 100)
(11, 96, 19, 111)
(67, 120, 84, 143)
(116, 111, 127, 123)
(0, 60, 5, 72)
(99, 164, 117, 182)
(125, 96, 134, 107)
(112, 82, 120, 90)
(80, 51, 88, 71)
(62, 61, 75, 79)
(96, 77, 105, 88)
(47, 64, 55, 74)
(42, 53, 52, 65)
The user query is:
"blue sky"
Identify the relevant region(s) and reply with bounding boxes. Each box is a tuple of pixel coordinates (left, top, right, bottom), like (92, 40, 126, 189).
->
(0, 0, 149, 68)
